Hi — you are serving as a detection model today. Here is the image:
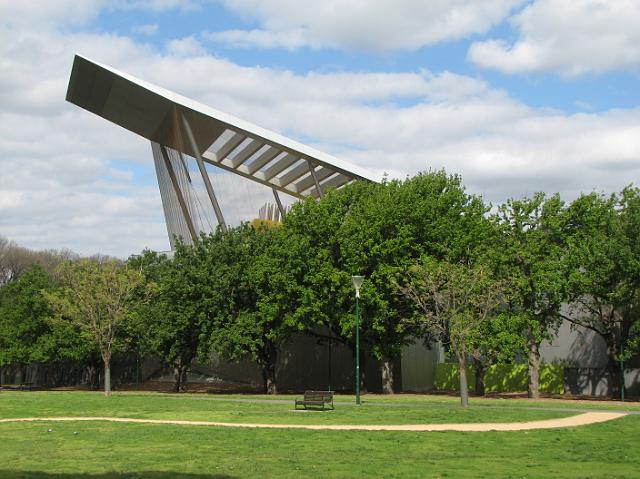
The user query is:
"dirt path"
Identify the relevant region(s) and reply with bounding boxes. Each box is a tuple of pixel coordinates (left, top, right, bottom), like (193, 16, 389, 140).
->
(0, 411, 626, 432)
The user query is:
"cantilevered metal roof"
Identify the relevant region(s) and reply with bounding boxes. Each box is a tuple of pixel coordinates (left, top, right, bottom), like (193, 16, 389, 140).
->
(66, 55, 377, 199)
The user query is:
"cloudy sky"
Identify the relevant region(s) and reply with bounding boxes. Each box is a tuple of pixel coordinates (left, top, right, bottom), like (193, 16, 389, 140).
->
(1, 0, 639, 258)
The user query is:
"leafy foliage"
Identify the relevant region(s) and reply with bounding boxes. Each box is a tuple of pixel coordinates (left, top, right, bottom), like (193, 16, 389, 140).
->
(564, 187, 640, 394)
(400, 258, 508, 406)
(2, 170, 639, 400)
(0, 265, 53, 367)
(490, 192, 569, 398)
(284, 171, 491, 392)
(45, 259, 147, 396)
(128, 249, 207, 392)
(196, 225, 307, 394)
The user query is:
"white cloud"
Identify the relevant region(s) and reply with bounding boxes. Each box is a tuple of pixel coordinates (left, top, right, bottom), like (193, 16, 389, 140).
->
(0, 0, 107, 27)
(0, 0, 205, 29)
(166, 36, 207, 57)
(203, 28, 315, 50)
(132, 23, 159, 35)
(1, 11, 639, 257)
(208, 0, 525, 52)
(468, 0, 640, 75)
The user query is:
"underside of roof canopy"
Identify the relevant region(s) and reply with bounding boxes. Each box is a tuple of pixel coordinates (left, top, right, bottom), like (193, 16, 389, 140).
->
(66, 55, 377, 201)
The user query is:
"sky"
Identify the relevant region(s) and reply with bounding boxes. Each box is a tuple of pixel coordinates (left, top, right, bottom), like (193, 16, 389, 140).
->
(0, 0, 639, 258)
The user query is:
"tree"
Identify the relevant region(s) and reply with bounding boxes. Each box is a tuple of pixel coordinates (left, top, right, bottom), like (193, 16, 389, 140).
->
(0, 264, 54, 383)
(281, 181, 376, 390)
(400, 258, 507, 407)
(284, 171, 491, 393)
(339, 172, 492, 393)
(468, 312, 525, 396)
(0, 239, 36, 285)
(0, 261, 100, 389)
(45, 259, 146, 396)
(128, 248, 211, 392)
(564, 187, 640, 397)
(198, 224, 305, 394)
(0, 236, 78, 286)
(493, 193, 569, 398)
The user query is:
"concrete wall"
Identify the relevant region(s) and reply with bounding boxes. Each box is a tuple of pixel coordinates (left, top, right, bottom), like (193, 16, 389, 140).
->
(150, 330, 389, 393)
(564, 368, 640, 396)
(540, 320, 609, 367)
(400, 339, 439, 392)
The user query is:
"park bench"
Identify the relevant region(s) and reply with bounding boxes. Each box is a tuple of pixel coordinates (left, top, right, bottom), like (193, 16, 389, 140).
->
(295, 390, 334, 410)
(19, 382, 34, 391)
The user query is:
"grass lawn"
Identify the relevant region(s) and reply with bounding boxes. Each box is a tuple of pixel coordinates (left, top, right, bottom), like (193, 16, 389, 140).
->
(0, 391, 577, 425)
(1, 391, 638, 478)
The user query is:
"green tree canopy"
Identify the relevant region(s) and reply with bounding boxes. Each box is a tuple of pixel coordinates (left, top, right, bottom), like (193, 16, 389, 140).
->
(400, 258, 508, 407)
(283, 170, 491, 393)
(492, 192, 569, 398)
(0, 264, 53, 369)
(127, 249, 203, 392)
(196, 224, 307, 394)
(45, 259, 147, 396)
(564, 187, 640, 396)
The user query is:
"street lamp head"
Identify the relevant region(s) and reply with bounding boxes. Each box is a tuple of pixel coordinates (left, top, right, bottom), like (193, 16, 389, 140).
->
(352, 275, 364, 298)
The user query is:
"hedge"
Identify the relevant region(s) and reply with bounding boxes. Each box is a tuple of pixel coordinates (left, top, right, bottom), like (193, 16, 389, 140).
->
(434, 363, 564, 394)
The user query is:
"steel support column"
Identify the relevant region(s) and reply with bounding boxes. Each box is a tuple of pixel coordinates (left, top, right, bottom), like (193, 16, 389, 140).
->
(181, 113, 228, 232)
(307, 159, 324, 198)
(159, 145, 198, 243)
(272, 187, 286, 219)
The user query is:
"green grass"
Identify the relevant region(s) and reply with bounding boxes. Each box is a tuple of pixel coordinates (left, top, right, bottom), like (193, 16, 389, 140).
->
(0, 391, 638, 478)
(0, 391, 577, 425)
(204, 392, 640, 412)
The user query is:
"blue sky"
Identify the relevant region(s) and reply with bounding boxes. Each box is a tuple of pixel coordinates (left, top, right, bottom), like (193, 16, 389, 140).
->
(91, 1, 640, 113)
(0, 0, 639, 257)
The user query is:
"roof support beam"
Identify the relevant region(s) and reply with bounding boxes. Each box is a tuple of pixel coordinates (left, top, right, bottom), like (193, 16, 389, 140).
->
(159, 145, 198, 243)
(307, 160, 324, 198)
(312, 173, 351, 197)
(262, 153, 298, 181)
(227, 139, 263, 168)
(215, 131, 245, 161)
(181, 113, 227, 232)
(295, 167, 334, 193)
(202, 150, 303, 199)
(247, 146, 281, 175)
(275, 161, 309, 189)
(272, 187, 286, 219)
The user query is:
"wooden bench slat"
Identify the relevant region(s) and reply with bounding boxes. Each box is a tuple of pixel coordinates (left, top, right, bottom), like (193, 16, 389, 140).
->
(294, 390, 334, 410)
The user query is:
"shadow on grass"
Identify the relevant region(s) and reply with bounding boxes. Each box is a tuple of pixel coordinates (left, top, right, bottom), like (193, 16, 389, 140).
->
(0, 472, 236, 479)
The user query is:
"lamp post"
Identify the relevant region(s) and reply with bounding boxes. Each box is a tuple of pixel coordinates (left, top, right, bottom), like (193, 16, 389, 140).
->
(620, 341, 626, 401)
(352, 275, 364, 406)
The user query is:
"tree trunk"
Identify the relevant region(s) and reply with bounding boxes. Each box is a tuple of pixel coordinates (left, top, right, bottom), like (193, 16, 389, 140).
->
(605, 340, 622, 399)
(474, 358, 486, 396)
(86, 364, 99, 390)
(104, 360, 112, 397)
(458, 356, 469, 408)
(15, 364, 24, 386)
(262, 363, 277, 395)
(526, 331, 541, 399)
(173, 367, 179, 392)
(380, 357, 395, 394)
(173, 364, 188, 393)
(607, 358, 622, 399)
(28, 363, 36, 385)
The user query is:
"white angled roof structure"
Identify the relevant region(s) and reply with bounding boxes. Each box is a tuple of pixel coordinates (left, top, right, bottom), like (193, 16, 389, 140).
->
(66, 55, 377, 200)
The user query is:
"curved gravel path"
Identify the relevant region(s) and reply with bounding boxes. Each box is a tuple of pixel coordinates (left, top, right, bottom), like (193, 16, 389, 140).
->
(0, 411, 626, 432)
